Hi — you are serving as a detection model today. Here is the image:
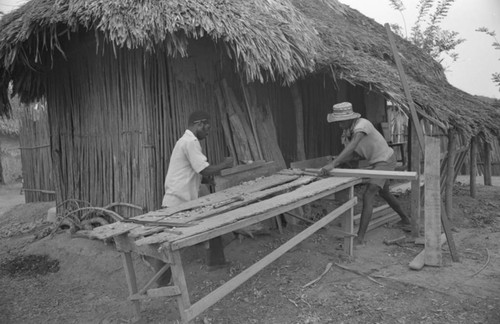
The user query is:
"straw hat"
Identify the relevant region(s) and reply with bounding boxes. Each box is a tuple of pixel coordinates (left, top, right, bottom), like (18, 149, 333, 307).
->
(327, 102, 361, 123)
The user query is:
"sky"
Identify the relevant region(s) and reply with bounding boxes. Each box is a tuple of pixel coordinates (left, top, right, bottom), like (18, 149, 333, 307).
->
(1, 0, 499, 99)
(338, 0, 500, 99)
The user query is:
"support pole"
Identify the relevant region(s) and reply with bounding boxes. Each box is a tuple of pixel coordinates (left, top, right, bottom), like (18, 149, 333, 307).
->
(410, 122, 421, 237)
(445, 129, 456, 218)
(291, 83, 306, 161)
(424, 136, 442, 266)
(385, 24, 425, 153)
(470, 136, 478, 198)
(483, 139, 492, 186)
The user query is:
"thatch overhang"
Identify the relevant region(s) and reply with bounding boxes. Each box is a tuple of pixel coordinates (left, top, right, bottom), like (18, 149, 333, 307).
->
(293, 0, 500, 140)
(0, 0, 324, 113)
(0, 0, 498, 140)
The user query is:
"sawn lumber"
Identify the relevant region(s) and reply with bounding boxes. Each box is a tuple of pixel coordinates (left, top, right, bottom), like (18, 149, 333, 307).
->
(305, 168, 417, 180)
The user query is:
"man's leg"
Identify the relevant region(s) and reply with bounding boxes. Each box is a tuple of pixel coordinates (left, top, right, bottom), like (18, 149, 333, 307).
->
(356, 183, 380, 244)
(206, 236, 228, 270)
(379, 182, 410, 224)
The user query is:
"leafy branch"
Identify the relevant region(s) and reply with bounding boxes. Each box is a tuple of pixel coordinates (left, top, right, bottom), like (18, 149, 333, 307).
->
(476, 27, 500, 91)
(390, 0, 464, 64)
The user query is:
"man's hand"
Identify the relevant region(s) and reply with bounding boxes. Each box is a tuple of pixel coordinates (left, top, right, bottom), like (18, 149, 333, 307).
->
(318, 167, 331, 177)
(202, 175, 215, 186)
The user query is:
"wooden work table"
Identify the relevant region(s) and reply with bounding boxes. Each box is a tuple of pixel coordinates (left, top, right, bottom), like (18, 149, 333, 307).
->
(91, 171, 361, 323)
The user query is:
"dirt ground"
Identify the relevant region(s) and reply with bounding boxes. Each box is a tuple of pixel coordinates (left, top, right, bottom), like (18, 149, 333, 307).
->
(1, 179, 499, 324)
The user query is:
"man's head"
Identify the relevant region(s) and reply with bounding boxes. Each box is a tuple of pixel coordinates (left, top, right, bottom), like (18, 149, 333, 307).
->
(188, 110, 211, 140)
(327, 102, 360, 130)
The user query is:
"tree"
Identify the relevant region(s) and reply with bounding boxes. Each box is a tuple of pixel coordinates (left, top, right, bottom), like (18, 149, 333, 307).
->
(476, 27, 500, 92)
(389, 0, 465, 64)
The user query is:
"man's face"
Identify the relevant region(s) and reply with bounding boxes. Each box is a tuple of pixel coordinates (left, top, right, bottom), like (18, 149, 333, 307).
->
(194, 121, 211, 140)
(338, 120, 352, 130)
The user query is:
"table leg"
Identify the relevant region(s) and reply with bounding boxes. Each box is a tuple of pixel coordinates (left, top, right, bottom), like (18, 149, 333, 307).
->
(170, 250, 191, 323)
(336, 186, 355, 256)
(121, 251, 141, 320)
(343, 186, 354, 256)
(207, 236, 227, 268)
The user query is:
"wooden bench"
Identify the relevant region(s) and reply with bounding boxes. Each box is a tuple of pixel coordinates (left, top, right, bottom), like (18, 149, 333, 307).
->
(91, 172, 360, 323)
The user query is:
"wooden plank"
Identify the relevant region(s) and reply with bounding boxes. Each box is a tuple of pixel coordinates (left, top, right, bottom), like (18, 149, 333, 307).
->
(91, 173, 300, 240)
(114, 235, 172, 263)
(255, 101, 287, 169)
(135, 178, 362, 248)
(410, 121, 421, 238)
(214, 161, 282, 191)
(240, 79, 264, 160)
(440, 201, 460, 262)
(91, 222, 140, 240)
(220, 160, 265, 176)
(367, 213, 399, 232)
(214, 87, 238, 162)
(130, 286, 181, 301)
(142, 173, 298, 219)
(290, 156, 334, 170)
(223, 79, 260, 161)
(306, 168, 417, 180)
(409, 233, 446, 270)
(183, 197, 357, 322)
(385, 23, 425, 153)
(424, 136, 442, 267)
(163, 176, 316, 225)
(122, 252, 141, 318)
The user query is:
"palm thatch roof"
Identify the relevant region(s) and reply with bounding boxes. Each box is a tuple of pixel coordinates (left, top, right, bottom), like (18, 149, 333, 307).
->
(0, 0, 498, 139)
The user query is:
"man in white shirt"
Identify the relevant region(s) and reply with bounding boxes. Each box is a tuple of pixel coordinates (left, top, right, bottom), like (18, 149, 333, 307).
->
(162, 111, 233, 207)
(320, 102, 411, 245)
(150, 111, 234, 286)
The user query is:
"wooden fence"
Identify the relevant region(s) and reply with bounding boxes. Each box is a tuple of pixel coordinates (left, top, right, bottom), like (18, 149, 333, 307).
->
(18, 101, 55, 202)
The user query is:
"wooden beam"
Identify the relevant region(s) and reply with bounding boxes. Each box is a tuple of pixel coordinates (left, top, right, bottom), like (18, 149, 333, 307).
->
(409, 233, 446, 270)
(183, 197, 357, 322)
(385, 24, 425, 153)
(410, 121, 422, 237)
(483, 139, 492, 186)
(291, 83, 306, 161)
(121, 252, 141, 318)
(305, 168, 417, 180)
(240, 79, 264, 160)
(290, 156, 334, 170)
(445, 129, 457, 218)
(220, 160, 266, 177)
(470, 136, 478, 198)
(424, 136, 442, 267)
(440, 201, 460, 262)
(129, 286, 181, 301)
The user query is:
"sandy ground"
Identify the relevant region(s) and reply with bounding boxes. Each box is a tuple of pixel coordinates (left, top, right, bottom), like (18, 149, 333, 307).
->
(0, 180, 499, 323)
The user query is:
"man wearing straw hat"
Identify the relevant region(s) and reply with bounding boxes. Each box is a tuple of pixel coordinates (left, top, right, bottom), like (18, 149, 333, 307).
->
(320, 102, 411, 245)
(146, 110, 234, 286)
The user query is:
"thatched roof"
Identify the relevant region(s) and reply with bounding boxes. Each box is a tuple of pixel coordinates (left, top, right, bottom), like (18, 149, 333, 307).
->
(0, 0, 498, 139)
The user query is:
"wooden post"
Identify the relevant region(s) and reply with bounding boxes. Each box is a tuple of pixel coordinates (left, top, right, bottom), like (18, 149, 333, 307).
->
(445, 129, 456, 218)
(470, 136, 478, 198)
(385, 24, 425, 153)
(410, 122, 421, 237)
(483, 139, 492, 186)
(121, 252, 141, 319)
(291, 83, 306, 161)
(170, 250, 191, 323)
(424, 136, 442, 266)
